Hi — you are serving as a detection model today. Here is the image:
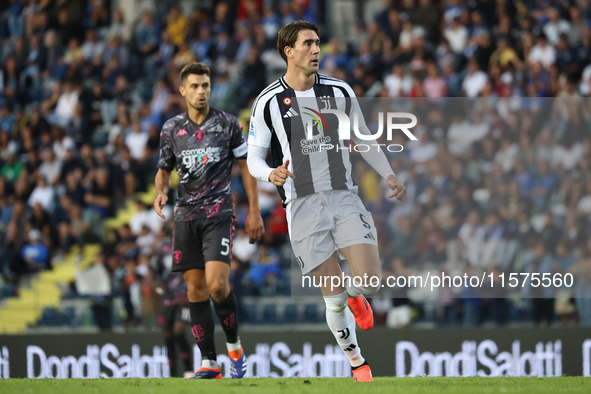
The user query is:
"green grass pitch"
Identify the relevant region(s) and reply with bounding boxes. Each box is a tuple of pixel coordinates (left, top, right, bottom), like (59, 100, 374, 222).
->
(0, 377, 589, 393)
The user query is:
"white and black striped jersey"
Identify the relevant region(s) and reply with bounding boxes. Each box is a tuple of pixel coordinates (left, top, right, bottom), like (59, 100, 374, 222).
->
(248, 73, 360, 205)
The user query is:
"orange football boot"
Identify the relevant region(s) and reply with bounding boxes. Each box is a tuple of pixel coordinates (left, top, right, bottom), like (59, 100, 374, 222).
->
(344, 274, 374, 331)
(185, 366, 222, 379)
(352, 363, 373, 382)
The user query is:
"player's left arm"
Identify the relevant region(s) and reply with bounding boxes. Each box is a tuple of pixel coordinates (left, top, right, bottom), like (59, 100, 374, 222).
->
(230, 117, 265, 243)
(237, 158, 265, 243)
(345, 87, 407, 201)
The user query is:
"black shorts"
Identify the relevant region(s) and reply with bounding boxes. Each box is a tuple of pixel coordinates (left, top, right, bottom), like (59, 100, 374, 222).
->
(171, 215, 235, 272)
(159, 304, 191, 330)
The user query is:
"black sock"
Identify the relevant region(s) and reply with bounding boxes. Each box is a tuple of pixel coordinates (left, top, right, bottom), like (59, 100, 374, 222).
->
(352, 361, 369, 371)
(177, 334, 192, 371)
(213, 291, 239, 344)
(189, 300, 217, 361)
(165, 336, 177, 376)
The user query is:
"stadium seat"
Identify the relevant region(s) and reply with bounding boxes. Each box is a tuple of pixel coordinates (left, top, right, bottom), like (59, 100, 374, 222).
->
(283, 304, 299, 324)
(261, 304, 279, 324)
(111, 309, 123, 327)
(0, 284, 15, 299)
(63, 307, 77, 326)
(303, 303, 321, 323)
(243, 304, 258, 324)
(277, 277, 291, 295)
(41, 307, 59, 327)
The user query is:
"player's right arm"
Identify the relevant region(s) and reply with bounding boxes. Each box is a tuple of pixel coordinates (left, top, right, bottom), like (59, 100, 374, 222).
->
(248, 146, 293, 186)
(154, 119, 176, 219)
(154, 168, 171, 219)
(247, 96, 294, 186)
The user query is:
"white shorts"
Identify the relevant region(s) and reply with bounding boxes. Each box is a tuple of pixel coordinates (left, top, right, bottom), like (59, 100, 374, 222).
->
(286, 190, 378, 274)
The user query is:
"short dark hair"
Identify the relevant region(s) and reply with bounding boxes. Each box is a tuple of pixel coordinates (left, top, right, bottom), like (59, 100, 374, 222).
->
(276, 20, 320, 64)
(179, 62, 211, 84)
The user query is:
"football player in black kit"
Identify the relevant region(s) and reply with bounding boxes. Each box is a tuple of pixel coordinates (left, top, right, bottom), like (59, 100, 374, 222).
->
(154, 62, 264, 379)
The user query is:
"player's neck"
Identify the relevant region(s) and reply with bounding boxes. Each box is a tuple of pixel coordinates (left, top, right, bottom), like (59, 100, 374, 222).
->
(188, 105, 210, 125)
(284, 67, 316, 92)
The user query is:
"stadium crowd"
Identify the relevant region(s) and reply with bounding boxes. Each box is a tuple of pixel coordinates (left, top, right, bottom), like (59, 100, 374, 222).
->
(0, 0, 590, 330)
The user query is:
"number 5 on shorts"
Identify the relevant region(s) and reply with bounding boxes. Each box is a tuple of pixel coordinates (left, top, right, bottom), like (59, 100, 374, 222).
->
(221, 238, 230, 255)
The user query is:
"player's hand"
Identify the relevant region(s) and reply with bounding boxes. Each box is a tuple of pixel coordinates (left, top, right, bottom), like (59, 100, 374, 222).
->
(269, 159, 294, 186)
(154, 193, 168, 219)
(386, 174, 407, 201)
(245, 211, 265, 244)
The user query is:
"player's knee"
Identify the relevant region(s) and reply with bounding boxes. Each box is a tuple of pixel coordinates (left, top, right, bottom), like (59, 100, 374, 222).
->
(207, 279, 229, 301)
(359, 274, 381, 295)
(186, 282, 208, 302)
(362, 282, 381, 295)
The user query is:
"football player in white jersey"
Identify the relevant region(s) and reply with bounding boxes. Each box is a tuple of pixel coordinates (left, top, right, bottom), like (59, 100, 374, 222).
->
(247, 21, 407, 382)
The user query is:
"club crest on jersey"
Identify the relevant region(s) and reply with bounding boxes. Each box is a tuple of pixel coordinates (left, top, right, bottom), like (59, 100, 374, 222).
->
(195, 129, 204, 143)
(283, 97, 291, 105)
(173, 250, 183, 264)
(319, 95, 332, 109)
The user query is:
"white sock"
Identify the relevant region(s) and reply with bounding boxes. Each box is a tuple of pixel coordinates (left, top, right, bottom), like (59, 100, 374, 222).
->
(201, 359, 219, 369)
(324, 291, 365, 367)
(227, 337, 241, 352)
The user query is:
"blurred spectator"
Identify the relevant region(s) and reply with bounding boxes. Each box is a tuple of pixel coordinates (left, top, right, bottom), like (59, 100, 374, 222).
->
(529, 34, 556, 69)
(233, 227, 257, 264)
(20, 228, 48, 271)
(107, 9, 130, 42)
(409, 130, 438, 168)
(81, 29, 104, 61)
(27, 176, 54, 213)
(136, 11, 160, 60)
(75, 252, 112, 331)
(38, 147, 61, 186)
(462, 58, 488, 97)
(125, 122, 148, 161)
(0, 154, 23, 182)
(443, 17, 467, 54)
(55, 8, 81, 44)
(84, 167, 114, 218)
(320, 38, 351, 74)
(423, 61, 446, 97)
(190, 24, 214, 67)
(51, 126, 75, 160)
(166, 6, 187, 47)
(543, 8, 571, 45)
(245, 245, 283, 295)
